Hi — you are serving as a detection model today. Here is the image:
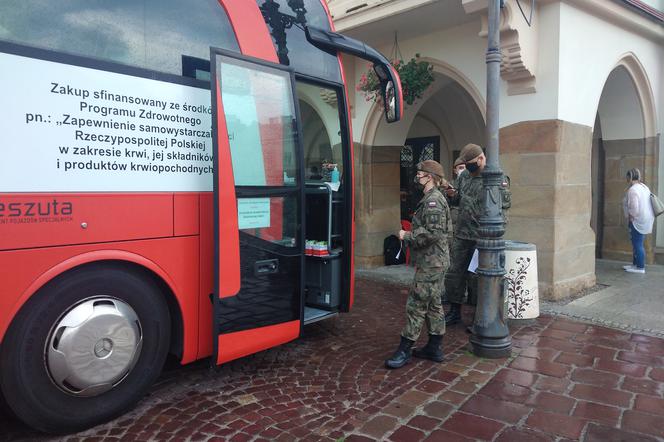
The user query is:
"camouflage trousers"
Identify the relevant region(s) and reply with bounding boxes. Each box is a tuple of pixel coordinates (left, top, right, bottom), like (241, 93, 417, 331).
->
(444, 237, 477, 305)
(401, 270, 446, 341)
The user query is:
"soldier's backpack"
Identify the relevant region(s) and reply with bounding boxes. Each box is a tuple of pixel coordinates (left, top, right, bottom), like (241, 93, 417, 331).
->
(383, 234, 405, 266)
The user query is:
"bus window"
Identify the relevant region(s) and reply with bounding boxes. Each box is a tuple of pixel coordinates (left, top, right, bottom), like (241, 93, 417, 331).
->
(220, 58, 299, 187)
(217, 54, 300, 248)
(257, 0, 342, 83)
(0, 0, 238, 79)
(297, 82, 344, 183)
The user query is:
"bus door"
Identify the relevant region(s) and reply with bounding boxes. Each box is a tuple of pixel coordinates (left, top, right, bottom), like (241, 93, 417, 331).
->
(210, 49, 305, 365)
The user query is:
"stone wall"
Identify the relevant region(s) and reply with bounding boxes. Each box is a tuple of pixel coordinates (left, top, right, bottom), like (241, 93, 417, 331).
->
(353, 143, 402, 268)
(501, 120, 596, 300)
(600, 136, 658, 264)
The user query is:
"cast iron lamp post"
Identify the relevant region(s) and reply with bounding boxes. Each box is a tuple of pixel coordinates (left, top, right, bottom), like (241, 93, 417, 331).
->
(470, 0, 512, 358)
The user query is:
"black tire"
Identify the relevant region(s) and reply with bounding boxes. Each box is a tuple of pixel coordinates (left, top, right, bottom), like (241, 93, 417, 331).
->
(0, 263, 170, 434)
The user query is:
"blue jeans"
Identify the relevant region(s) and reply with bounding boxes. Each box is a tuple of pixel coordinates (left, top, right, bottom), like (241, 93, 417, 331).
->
(629, 222, 645, 269)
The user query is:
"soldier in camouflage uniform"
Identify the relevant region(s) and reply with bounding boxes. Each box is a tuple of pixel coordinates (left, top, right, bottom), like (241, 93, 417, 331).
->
(441, 157, 467, 304)
(444, 143, 510, 325)
(385, 160, 451, 369)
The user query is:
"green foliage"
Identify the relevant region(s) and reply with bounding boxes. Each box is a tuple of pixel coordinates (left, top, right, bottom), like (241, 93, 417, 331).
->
(356, 54, 434, 106)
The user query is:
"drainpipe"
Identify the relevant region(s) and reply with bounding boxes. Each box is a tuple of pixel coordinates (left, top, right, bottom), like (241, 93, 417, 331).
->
(469, 0, 512, 358)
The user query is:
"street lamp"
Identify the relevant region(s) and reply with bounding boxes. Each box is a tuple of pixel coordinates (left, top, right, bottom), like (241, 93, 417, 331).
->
(470, 0, 512, 358)
(259, 0, 307, 65)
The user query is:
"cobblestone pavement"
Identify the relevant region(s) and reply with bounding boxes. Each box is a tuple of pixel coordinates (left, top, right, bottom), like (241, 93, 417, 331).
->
(2, 278, 664, 441)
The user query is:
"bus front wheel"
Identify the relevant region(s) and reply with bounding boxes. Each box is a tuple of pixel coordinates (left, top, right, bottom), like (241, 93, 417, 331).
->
(0, 264, 170, 434)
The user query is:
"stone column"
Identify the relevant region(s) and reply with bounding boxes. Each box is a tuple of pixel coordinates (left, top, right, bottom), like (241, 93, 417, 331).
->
(354, 143, 402, 268)
(501, 120, 596, 300)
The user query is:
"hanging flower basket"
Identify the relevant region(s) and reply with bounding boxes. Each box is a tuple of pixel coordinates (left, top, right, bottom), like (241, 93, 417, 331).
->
(357, 54, 434, 106)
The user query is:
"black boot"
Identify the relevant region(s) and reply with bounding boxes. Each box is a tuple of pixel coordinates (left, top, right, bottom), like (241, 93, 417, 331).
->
(413, 334, 444, 362)
(445, 303, 462, 325)
(385, 336, 414, 369)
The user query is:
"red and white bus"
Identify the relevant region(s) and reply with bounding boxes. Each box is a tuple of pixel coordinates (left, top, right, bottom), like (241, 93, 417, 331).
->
(0, 0, 402, 433)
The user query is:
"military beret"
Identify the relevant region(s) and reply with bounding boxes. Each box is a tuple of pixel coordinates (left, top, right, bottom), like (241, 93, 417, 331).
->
(453, 157, 465, 167)
(459, 143, 484, 163)
(417, 160, 444, 178)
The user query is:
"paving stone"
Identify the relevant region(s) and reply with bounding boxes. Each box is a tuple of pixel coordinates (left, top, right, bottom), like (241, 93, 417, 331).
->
(621, 410, 664, 438)
(443, 364, 470, 375)
(570, 367, 621, 388)
(388, 425, 426, 442)
(461, 394, 530, 424)
(396, 390, 433, 407)
(582, 345, 618, 360)
(554, 352, 594, 367)
(569, 384, 632, 407)
(474, 361, 501, 372)
(437, 390, 468, 405)
(633, 394, 664, 416)
(572, 401, 621, 426)
(590, 337, 634, 351)
(525, 411, 586, 439)
(430, 370, 460, 383)
(620, 376, 661, 395)
(494, 427, 555, 442)
(549, 320, 589, 333)
(587, 325, 631, 340)
(479, 380, 532, 403)
(422, 401, 454, 419)
(441, 412, 504, 441)
(424, 429, 474, 442)
(461, 370, 493, 385)
(595, 359, 648, 377)
(584, 422, 659, 442)
(345, 435, 376, 442)
(509, 356, 570, 378)
(635, 342, 664, 357)
(382, 402, 416, 419)
(493, 368, 538, 388)
(358, 414, 399, 439)
(539, 328, 577, 340)
(535, 337, 583, 353)
(617, 351, 663, 366)
(416, 380, 449, 394)
(526, 391, 576, 414)
(450, 380, 480, 394)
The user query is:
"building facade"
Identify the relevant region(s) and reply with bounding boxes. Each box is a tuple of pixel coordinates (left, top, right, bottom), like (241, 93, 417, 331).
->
(328, 0, 664, 299)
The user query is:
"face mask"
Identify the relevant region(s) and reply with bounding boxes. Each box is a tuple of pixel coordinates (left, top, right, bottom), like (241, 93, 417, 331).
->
(466, 162, 480, 173)
(413, 175, 428, 191)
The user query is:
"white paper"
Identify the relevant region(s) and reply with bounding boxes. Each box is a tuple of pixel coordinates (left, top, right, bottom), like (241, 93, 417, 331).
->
(468, 249, 479, 273)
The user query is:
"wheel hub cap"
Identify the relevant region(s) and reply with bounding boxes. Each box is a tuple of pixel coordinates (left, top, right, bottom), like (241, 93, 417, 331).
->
(46, 298, 142, 397)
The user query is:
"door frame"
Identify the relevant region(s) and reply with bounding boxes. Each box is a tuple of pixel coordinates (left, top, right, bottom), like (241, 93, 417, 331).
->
(210, 46, 306, 365)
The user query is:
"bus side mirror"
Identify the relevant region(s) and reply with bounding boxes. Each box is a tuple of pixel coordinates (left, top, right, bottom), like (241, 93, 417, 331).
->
(304, 25, 403, 123)
(373, 63, 402, 123)
(382, 80, 398, 123)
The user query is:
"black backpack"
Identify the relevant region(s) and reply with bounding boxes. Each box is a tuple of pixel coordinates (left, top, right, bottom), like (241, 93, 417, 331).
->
(383, 234, 405, 265)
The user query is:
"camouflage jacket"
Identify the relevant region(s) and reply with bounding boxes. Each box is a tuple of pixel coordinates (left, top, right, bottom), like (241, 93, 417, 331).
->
(449, 172, 511, 240)
(403, 187, 451, 271)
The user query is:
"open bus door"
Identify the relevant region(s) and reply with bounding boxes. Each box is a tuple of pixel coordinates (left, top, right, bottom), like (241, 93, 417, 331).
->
(209, 25, 403, 366)
(210, 49, 305, 365)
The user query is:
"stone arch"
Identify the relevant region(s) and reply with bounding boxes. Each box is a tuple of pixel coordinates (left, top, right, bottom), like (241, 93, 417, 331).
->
(359, 58, 486, 148)
(353, 58, 487, 267)
(607, 52, 657, 138)
(591, 52, 658, 263)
